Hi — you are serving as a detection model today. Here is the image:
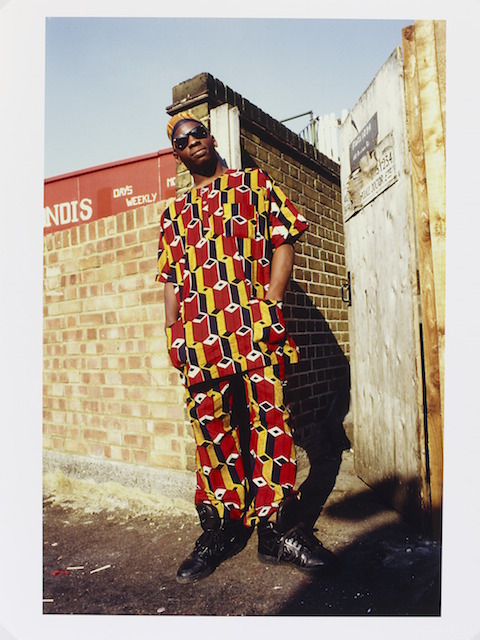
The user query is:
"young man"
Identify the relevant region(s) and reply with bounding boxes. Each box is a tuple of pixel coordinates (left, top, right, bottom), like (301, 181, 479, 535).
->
(156, 110, 335, 583)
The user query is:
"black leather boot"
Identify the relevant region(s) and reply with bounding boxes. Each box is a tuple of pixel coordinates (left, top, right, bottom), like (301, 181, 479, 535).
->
(176, 503, 252, 584)
(257, 495, 337, 572)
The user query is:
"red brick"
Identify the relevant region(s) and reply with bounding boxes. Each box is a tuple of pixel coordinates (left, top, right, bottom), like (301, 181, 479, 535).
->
(151, 422, 176, 436)
(83, 428, 108, 442)
(123, 261, 139, 276)
(124, 434, 151, 449)
(120, 372, 150, 386)
(133, 449, 149, 465)
(139, 226, 158, 243)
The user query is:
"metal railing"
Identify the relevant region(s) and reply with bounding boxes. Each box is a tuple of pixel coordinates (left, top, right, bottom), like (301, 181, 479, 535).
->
(281, 109, 349, 164)
(298, 113, 340, 163)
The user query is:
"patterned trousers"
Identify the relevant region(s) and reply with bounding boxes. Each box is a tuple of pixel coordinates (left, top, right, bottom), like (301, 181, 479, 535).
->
(185, 364, 296, 527)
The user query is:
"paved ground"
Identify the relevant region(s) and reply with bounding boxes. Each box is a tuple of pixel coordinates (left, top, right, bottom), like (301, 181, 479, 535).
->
(43, 450, 441, 617)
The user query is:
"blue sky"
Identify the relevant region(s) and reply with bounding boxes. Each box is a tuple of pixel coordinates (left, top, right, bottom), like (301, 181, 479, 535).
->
(44, 17, 413, 177)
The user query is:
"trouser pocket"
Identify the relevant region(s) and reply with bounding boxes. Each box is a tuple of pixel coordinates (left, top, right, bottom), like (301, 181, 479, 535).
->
(250, 299, 287, 345)
(165, 318, 187, 369)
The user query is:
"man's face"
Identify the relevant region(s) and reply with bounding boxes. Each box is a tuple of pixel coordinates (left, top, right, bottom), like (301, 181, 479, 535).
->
(172, 120, 218, 174)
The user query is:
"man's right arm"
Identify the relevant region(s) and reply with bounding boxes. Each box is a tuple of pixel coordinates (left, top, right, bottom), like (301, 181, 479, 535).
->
(164, 282, 180, 328)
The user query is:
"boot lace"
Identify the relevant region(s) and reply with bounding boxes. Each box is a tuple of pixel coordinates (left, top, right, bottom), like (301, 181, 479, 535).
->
(194, 528, 239, 559)
(278, 525, 324, 561)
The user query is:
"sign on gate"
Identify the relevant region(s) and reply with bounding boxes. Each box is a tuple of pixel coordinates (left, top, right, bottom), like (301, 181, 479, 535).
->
(349, 113, 378, 171)
(344, 132, 398, 219)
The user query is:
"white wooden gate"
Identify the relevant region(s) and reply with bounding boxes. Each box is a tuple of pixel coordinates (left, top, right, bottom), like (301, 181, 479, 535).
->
(339, 48, 430, 529)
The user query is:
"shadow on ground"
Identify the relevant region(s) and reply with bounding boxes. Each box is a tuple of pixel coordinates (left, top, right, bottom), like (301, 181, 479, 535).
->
(43, 451, 441, 616)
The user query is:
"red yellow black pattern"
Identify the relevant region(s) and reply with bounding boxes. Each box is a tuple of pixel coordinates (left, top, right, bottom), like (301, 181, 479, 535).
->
(156, 168, 308, 386)
(186, 364, 296, 526)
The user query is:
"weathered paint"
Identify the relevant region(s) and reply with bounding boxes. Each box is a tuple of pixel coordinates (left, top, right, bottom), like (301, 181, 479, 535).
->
(339, 46, 428, 529)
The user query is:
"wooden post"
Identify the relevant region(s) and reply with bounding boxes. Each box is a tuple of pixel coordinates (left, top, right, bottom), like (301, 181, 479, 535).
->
(402, 21, 445, 538)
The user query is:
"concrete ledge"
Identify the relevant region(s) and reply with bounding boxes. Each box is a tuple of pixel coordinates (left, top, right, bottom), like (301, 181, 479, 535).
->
(42, 450, 195, 503)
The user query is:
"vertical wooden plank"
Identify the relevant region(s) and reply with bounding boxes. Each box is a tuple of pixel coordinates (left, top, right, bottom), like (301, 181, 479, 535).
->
(402, 23, 444, 537)
(415, 20, 446, 427)
(434, 21, 446, 139)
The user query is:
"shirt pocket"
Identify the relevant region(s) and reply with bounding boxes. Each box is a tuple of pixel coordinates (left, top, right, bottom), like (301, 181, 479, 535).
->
(221, 202, 257, 239)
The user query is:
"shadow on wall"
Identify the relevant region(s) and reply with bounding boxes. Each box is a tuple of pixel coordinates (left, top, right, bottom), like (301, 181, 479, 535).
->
(284, 282, 351, 529)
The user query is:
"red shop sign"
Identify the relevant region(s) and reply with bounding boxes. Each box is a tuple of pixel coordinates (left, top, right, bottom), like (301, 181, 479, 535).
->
(44, 149, 176, 235)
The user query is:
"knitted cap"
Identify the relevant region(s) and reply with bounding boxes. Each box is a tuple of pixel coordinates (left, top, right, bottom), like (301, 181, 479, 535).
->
(166, 110, 204, 141)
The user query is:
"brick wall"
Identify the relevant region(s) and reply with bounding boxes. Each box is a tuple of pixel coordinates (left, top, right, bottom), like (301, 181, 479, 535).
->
(43, 203, 191, 471)
(43, 72, 351, 487)
(167, 74, 350, 453)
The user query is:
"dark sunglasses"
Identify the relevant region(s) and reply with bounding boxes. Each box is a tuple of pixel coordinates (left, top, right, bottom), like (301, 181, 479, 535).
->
(173, 124, 209, 151)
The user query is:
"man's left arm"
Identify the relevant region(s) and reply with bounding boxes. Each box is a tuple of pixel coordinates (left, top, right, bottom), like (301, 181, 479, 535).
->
(265, 243, 295, 302)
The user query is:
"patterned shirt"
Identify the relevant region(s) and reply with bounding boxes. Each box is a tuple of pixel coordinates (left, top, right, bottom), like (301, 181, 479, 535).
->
(156, 168, 308, 386)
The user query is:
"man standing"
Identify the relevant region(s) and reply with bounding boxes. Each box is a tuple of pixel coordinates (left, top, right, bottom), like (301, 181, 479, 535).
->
(156, 110, 335, 583)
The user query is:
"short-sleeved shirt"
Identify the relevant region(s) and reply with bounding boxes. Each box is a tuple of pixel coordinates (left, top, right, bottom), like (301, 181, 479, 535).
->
(156, 168, 308, 386)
